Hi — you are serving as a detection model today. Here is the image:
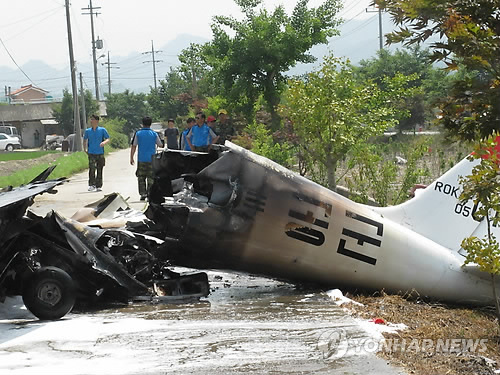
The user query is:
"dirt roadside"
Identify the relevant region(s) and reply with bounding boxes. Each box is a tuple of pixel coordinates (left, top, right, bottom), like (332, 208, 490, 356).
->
(348, 293, 500, 375)
(0, 152, 65, 177)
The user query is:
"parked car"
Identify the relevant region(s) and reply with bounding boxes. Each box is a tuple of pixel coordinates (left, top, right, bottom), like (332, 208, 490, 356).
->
(0, 133, 21, 151)
(0, 125, 21, 142)
(151, 122, 165, 146)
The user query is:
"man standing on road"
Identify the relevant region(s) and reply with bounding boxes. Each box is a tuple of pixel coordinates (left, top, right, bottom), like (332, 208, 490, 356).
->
(180, 117, 195, 151)
(187, 112, 218, 152)
(164, 118, 179, 150)
(130, 116, 163, 200)
(83, 114, 110, 192)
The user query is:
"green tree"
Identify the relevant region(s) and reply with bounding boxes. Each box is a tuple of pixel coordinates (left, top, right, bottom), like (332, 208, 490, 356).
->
(459, 134, 500, 324)
(238, 122, 294, 167)
(377, 0, 500, 141)
(203, 0, 341, 129)
(106, 90, 150, 137)
(355, 47, 451, 132)
(282, 55, 416, 190)
(52, 89, 99, 136)
(178, 43, 212, 97)
(148, 68, 191, 121)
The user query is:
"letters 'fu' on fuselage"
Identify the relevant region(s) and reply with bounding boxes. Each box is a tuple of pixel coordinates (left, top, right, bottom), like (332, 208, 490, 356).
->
(149, 142, 499, 306)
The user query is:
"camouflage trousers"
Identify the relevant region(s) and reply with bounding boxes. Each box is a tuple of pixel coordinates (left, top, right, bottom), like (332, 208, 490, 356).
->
(136, 161, 154, 197)
(88, 153, 105, 188)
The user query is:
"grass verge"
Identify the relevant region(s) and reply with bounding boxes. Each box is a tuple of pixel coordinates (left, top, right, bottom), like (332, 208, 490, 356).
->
(0, 152, 88, 188)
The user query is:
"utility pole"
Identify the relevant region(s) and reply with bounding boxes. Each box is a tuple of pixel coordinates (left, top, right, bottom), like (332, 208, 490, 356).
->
(102, 52, 119, 96)
(65, 0, 82, 151)
(143, 40, 162, 90)
(82, 0, 101, 101)
(79, 73, 87, 132)
(366, 6, 384, 51)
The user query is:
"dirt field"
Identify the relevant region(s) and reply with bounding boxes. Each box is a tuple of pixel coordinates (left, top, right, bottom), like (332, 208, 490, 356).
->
(349, 292, 500, 375)
(0, 153, 64, 177)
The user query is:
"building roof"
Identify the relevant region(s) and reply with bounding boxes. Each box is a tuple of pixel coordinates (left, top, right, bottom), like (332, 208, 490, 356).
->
(10, 85, 49, 97)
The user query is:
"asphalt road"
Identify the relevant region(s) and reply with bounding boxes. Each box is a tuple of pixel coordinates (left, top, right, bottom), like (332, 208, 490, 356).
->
(31, 148, 149, 217)
(2, 147, 408, 375)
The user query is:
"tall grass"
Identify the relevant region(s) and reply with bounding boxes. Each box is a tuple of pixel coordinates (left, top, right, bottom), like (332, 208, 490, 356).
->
(0, 152, 88, 188)
(0, 151, 57, 162)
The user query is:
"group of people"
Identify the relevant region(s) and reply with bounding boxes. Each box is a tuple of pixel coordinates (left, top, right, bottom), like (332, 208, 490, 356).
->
(164, 109, 235, 152)
(83, 110, 234, 201)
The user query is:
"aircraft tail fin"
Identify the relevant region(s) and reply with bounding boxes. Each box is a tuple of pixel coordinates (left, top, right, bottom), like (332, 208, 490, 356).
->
(373, 154, 485, 251)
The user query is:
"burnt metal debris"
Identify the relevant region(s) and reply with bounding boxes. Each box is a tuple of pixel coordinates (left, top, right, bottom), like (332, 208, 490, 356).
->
(0, 168, 209, 320)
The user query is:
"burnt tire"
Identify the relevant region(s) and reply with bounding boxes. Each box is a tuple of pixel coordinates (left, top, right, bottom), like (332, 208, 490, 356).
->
(22, 267, 76, 320)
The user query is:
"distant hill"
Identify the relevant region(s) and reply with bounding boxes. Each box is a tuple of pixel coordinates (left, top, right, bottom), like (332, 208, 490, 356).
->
(1, 18, 405, 99)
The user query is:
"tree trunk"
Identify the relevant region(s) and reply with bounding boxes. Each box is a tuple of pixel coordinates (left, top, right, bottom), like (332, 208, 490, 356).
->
(269, 104, 281, 131)
(265, 71, 281, 131)
(326, 157, 337, 191)
(492, 274, 500, 328)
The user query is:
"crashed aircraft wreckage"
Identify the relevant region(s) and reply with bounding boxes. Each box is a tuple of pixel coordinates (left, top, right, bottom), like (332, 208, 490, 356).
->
(146, 142, 499, 306)
(0, 168, 209, 320)
(1, 141, 499, 320)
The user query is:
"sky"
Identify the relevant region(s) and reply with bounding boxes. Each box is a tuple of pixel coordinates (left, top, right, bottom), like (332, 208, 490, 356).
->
(0, 0, 378, 95)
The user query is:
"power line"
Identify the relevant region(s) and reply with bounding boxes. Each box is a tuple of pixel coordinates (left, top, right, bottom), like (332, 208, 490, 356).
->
(82, 0, 102, 101)
(0, 5, 62, 30)
(0, 37, 37, 86)
(142, 40, 162, 89)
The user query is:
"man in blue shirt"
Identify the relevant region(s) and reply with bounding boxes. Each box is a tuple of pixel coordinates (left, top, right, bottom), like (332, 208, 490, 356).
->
(180, 117, 195, 151)
(83, 114, 110, 192)
(130, 116, 163, 200)
(187, 112, 218, 152)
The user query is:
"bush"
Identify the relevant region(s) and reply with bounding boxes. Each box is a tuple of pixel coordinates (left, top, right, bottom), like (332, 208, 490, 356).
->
(101, 118, 129, 149)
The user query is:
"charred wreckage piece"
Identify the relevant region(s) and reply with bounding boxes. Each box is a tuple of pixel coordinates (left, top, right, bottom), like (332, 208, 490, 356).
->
(0, 168, 209, 320)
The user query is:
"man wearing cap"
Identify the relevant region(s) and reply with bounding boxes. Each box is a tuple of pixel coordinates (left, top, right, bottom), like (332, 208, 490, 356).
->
(207, 115, 218, 135)
(216, 109, 235, 144)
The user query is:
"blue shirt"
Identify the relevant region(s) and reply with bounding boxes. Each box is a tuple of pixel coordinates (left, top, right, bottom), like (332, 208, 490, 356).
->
(188, 124, 216, 147)
(132, 127, 162, 162)
(180, 128, 191, 151)
(84, 126, 109, 155)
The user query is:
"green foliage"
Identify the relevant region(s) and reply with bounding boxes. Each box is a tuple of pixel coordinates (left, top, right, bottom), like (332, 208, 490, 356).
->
(345, 137, 430, 206)
(459, 134, 500, 321)
(378, 0, 500, 141)
(238, 123, 294, 167)
(0, 152, 88, 188)
(282, 55, 417, 190)
(206, 96, 229, 118)
(355, 47, 452, 131)
(178, 43, 213, 98)
(101, 118, 128, 149)
(52, 89, 73, 136)
(105, 90, 150, 137)
(148, 68, 191, 121)
(52, 89, 99, 136)
(203, 0, 342, 129)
